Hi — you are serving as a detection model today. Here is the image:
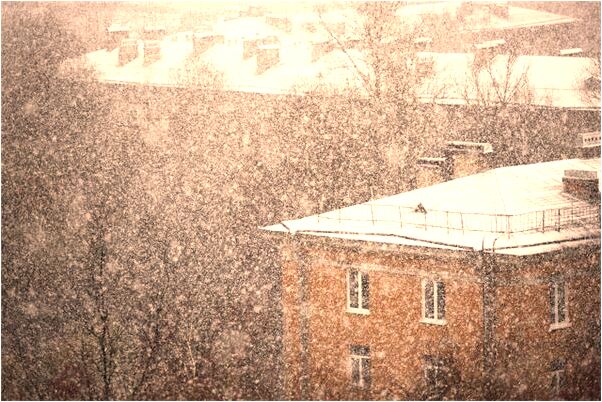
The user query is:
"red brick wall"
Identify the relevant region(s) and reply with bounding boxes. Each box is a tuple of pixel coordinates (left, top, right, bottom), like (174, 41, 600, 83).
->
(280, 240, 600, 400)
(493, 249, 601, 400)
(281, 243, 486, 399)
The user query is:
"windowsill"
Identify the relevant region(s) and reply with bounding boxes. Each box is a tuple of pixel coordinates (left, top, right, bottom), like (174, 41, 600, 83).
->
(347, 308, 370, 316)
(420, 318, 447, 326)
(549, 321, 572, 332)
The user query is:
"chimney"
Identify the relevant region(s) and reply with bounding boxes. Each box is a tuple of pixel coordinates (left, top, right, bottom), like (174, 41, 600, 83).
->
(143, 40, 161, 65)
(311, 40, 335, 62)
(490, 2, 509, 19)
(256, 44, 280, 74)
(559, 47, 583, 57)
(143, 25, 166, 41)
(107, 24, 130, 50)
(193, 32, 218, 55)
(243, 39, 259, 59)
(416, 157, 451, 188)
(562, 169, 600, 202)
(574, 131, 601, 159)
(266, 15, 292, 32)
(414, 36, 433, 51)
(475, 39, 506, 54)
(118, 39, 138, 65)
(444, 141, 493, 179)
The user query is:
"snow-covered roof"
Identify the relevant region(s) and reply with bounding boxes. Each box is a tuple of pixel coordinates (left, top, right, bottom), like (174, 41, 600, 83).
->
(461, 4, 576, 32)
(262, 158, 601, 256)
(77, 31, 598, 110)
(418, 52, 599, 109)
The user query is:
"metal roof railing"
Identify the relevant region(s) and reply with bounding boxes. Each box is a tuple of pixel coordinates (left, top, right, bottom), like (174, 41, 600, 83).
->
(314, 203, 600, 238)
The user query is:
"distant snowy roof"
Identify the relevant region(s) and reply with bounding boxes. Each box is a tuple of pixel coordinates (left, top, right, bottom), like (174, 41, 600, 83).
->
(77, 33, 598, 109)
(461, 4, 576, 32)
(262, 158, 601, 256)
(418, 52, 599, 109)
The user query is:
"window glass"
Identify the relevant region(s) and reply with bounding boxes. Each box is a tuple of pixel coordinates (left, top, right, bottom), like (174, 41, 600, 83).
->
(549, 284, 556, 323)
(351, 357, 360, 384)
(349, 270, 359, 309)
(361, 272, 370, 310)
(350, 345, 370, 388)
(557, 282, 566, 323)
(437, 282, 446, 320)
(361, 357, 371, 385)
(424, 280, 434, 319)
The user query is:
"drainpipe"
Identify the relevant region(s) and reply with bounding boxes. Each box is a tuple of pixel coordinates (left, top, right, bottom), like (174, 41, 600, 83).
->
(482, 237, 499, 400)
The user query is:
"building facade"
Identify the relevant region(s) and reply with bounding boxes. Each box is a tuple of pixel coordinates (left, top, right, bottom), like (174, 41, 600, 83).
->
(265, 158, 601, 400)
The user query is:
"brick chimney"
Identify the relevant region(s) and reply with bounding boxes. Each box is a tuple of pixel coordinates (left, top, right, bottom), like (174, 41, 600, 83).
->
(490, 2, 509, 19)
(107, 24, 129, 50)
(256, 44, 280, 74)
(143, 40, 161, 65)
(311, 40, 335, 62)
(266, 15, 292, 32)
(243, 39, 259, 60)
(444, 141, 493, 179)
(416, 157, 451, 188)
(474, 39, 506, 67)
(559, 48, 583, 57)
(143, 25, 166, 41)
(193, 32, 219, 55)
(562, 169, 600, 202)
(118, 39, 138, 65)
(414, 37, 432, 51)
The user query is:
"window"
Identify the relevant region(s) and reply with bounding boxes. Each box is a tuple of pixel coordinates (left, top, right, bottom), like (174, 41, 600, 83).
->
(347, 269, 369, 314)
(421, 279, 446, 324)
(550, 281, 570, 330)
(350, 345, 370, 389)
(423, 356, 448, 399)
(550, 359, 566, 398)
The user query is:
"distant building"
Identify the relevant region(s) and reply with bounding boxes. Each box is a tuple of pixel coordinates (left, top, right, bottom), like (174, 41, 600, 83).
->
(263, 157, 600, 400)
(60, 4, 599, 180)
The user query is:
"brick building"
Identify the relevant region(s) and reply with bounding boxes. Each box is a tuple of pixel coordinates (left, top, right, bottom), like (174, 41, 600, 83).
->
(263, 157, 601, 400)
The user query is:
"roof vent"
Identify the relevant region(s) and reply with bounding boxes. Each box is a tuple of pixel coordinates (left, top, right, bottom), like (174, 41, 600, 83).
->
(562, 169, 600, 202)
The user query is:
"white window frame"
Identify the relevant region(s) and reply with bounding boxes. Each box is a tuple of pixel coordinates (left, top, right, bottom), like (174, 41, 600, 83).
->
(421, 278, 446, 325)
(350, 345, 370, 389)
(347, 269, 369, 315)
(549, 281, 571, 331)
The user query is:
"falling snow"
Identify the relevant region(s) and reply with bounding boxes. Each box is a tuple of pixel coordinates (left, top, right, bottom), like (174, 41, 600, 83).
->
(1, 1, 600, 401)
